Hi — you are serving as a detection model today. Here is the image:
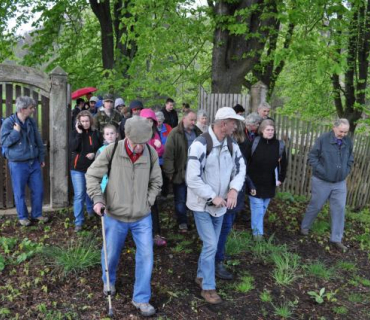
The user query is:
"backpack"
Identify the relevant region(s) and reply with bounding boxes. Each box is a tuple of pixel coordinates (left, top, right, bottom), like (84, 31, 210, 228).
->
(1, 114, 16, 159)
(251, 136, 285, 159)
(201, 132, 233, 157)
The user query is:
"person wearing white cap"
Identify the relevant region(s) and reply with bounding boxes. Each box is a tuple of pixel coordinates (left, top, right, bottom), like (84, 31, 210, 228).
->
(89, 96, 99, 116)
(186, 107, 246, 304)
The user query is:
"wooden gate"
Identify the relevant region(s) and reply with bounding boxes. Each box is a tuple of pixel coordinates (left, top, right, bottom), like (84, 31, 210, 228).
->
(0, 64, 69, 209)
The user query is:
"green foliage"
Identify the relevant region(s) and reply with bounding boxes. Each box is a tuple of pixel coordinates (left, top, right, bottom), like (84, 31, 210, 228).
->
(14, 238, 43, 264)
(260, 290, 272, 303)
(308, 287, 337, 304)
(0, 237, 17, 254)
(332, 306, 348, 315)
(225, 230, 253, 256)
(0, 254, 5, 271)
(336, 261, 357, 273)
(42, 240, 100, 276)
(272, 300, 296, 319)
(235, 273, 255, 293)
(304, 261, 334, 280)
(271, 251, 300, 286)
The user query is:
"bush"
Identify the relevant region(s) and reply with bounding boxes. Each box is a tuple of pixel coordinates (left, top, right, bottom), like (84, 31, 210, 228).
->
(42, 240, 100, 276)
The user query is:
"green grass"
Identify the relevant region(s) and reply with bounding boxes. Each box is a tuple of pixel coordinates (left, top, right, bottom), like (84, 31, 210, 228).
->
(332, 306, 348, 315)
(336, 261, 357, 273)
(42, 240, 100, 276)
(260, 290, 272, 302)
(271, 251, 300, 286)
(235, 274, 255, 293)
(304, 261, 334, 280)
(272, 301, 295, 319)
(225, 230, 253, 256)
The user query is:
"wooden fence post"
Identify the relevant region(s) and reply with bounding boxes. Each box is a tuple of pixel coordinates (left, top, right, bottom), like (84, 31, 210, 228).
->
(49, 66, 69, 208)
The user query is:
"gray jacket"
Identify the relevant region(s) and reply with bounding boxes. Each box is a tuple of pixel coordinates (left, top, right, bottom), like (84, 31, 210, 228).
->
(309, 131, 354, 183)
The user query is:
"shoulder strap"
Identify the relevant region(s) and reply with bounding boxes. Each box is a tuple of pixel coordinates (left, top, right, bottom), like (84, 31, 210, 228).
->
(251, 136, 261, 156)
(202, 132, 213, 157)
(146, 143, 153, 174)
(226, 136, 233, 156)
(107, 140, 119, 178)
(278, 140, 285, 159)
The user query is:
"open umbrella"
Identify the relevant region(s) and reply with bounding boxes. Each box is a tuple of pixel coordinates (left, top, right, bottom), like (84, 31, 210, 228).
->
(71, 87, 98, 100)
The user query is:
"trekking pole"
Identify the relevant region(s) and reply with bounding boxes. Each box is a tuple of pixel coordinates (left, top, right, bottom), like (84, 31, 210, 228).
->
(101, 207, 114, 317)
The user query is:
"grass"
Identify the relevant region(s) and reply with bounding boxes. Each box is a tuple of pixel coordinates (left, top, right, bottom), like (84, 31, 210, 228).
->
(42, 240, 100, 276)
(332, 306, 348, 315)
(271, 251, 300, 286)
(272, 301, 295, 319)
(304, 261, 334, 280)
(235, 273, 255, 293)
(225, 230, 253, 256)
(260, 290, 272, 303)
(336, 261, 358, 273)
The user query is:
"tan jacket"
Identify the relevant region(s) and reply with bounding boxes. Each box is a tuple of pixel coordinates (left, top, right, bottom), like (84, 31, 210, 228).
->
(86, 140, 162, 222)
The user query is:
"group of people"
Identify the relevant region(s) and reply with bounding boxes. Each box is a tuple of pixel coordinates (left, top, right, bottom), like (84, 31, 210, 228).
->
(0, 95, 354, 317)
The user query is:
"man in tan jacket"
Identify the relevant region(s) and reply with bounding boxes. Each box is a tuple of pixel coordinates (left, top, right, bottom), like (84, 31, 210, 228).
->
(86, 116, 162, 317)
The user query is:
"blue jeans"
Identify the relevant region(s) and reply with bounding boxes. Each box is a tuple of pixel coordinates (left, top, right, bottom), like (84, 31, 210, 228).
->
(102, 214, 153, 303)
(249, 196, 271, 235)
(194, 211, 224, 290)
(8, 160, 44, 220)
(70, 170, 94, 226)
(173, 182, 188, 225)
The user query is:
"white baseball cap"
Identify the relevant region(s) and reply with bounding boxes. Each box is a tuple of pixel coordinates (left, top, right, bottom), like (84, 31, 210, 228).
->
(215, 107, 245, 121)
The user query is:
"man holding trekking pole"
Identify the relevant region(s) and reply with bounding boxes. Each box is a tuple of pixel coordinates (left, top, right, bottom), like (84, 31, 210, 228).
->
(86, 116, 162, 317)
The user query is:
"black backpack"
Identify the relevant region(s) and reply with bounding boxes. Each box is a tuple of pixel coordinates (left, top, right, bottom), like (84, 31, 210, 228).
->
(201, 132, 233, 157)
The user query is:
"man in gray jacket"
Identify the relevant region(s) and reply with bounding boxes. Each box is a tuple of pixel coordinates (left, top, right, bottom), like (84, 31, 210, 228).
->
(301, 119, 354, 251)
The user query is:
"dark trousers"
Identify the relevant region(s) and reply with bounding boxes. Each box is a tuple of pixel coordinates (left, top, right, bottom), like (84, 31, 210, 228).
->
(151, 199, 161, 235)
(173, 182, 188, 225)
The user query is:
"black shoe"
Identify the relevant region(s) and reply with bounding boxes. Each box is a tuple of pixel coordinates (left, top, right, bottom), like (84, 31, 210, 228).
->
(215, 262, 233, 280)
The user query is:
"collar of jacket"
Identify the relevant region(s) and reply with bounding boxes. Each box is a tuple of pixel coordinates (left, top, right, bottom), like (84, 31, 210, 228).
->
(329, 130, 348, 146)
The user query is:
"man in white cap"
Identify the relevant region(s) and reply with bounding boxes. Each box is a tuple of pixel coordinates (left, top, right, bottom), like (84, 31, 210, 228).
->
(186, 107, 246, 304)
(86, 116, 162, 317)
(89, 96, 99, 116)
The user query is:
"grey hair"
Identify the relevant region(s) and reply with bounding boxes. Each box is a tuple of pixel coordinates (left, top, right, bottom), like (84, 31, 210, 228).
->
(257, 101, 271, 110)
(334, 118, 350, 127)
(16, 96, 36, 112)
(155, 111, 165, 122)
(258, 119, 275, 135)
(245, 112, 263, 126)
(197, 109, 208, 119)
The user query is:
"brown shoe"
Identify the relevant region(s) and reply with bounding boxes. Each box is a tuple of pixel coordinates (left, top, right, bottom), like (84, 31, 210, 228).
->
(331, 242, 348, 251)
(201, 289, 222, 304)
(195, 277, 202, 288)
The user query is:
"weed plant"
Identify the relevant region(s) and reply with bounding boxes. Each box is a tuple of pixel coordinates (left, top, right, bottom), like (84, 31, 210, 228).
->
(271, 251, 300, 286)
(336, 261, 357, 273)
(304, 261, 334, 280)
(260, 290, 272, 302)
(235, 273, 255, 293)
(311, 220, 330, 236)
(332, 306, 348, 315)
(272, 301, 295, 319)
(225, 230, 253, 256)
(42, 240, 100, 276)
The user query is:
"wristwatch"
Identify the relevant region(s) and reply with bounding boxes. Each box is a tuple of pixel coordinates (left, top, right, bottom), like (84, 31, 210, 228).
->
(206, 198, 214, 206)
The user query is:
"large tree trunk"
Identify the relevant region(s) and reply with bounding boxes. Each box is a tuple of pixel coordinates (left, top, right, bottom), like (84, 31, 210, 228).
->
(210, 0, 280, 93)
(89, 0, 115, 70)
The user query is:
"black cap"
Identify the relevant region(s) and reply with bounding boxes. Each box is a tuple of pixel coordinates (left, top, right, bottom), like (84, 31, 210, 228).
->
(103, 94, 115, 102)
(129, 100, 144, 110)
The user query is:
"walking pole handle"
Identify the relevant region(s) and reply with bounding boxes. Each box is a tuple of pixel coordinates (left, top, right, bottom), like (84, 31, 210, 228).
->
(100, 207, 106, 216)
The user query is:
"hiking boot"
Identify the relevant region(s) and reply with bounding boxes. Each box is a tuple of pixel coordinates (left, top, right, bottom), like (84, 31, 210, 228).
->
(19, 219, 31, 227)
(331, 242, 348, 251)
(201, 289, 222, 304)
(34, 216, 50, 223)
(103, 283, 116, 296)
(74, 225, 83, 233)
(301, 228, 309, 236)
(195, 277, 203, 288)
(153, 235, 167, 247)
(253, 234, 264, 241)
(215, 262, 233, 280)
(132, 301, 156, 317)
(178, 223, 188, 233)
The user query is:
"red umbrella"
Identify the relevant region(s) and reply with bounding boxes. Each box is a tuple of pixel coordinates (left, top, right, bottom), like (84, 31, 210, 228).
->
(71, 87, 98, 100)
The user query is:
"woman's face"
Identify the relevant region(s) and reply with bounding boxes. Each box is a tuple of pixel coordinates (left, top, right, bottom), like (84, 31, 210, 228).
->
(262, 125, 274, 139)
(199, 116, 208, 126)
(79, 116, 91, 130)
(157, 118, 164, 126)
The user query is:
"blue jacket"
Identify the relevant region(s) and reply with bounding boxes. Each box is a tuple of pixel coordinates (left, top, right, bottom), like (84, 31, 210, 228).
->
(0, 114, 45, 163)
(309, 130, 354, 183)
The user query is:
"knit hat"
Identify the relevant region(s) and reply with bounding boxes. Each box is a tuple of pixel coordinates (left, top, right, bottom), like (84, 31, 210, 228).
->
(129, 100, 144, 110)
(115, 98, 125, 108)
(125, 116, 152, 144)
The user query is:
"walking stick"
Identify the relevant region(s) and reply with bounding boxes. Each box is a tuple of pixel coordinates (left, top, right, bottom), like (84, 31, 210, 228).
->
(101, 207, 114, 317)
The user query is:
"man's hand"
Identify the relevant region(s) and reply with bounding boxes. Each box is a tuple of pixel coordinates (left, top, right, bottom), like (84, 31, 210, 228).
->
(94, 203, 105, 216)
(14, 123, 21, 132)
(153, 139, 162, 148)
(212, 196, 227, 208)
(276, 181, 282, 187)
(226, 189, 238, 209)
(86, 153, 95, 160)
(40, 162, 46, 168)
(250, 189, 256, 196)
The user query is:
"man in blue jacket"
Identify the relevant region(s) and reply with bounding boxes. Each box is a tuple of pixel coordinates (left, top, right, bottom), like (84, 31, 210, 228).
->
(0, 96, 49, 226)
(301, 119, 354, 251)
